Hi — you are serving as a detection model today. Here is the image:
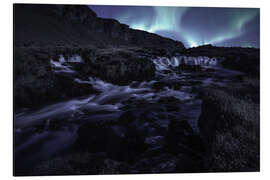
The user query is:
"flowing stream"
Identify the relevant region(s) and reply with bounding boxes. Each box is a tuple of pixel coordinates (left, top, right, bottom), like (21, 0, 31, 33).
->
(14, 54, 243, 174)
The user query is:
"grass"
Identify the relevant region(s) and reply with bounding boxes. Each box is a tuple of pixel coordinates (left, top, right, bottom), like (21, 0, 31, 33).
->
(199, 77, 260, 172)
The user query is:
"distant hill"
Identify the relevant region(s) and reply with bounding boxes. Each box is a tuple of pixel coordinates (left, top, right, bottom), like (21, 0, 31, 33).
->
(182, 44, 260, 76)
(14, 4, 185, 52)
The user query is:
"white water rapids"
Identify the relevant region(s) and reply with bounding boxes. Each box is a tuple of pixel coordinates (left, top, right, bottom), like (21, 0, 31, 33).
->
(15, 54, 243, 174)
(15, 54, 240, 130)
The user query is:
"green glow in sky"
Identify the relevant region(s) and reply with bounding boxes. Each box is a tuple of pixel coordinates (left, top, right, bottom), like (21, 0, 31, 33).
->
(114, 7, 259, 47)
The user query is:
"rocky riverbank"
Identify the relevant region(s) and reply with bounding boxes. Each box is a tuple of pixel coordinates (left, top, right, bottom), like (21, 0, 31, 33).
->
(14, 46, 157, 109)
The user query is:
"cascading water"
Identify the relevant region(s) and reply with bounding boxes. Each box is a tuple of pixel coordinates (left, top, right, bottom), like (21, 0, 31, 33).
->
(14, 54, 243, 174)
(152, 55, 218, 71)
(50, 54, 83, 73)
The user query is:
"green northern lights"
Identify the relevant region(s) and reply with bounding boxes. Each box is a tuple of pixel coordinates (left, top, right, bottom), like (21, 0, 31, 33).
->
(89, 6, 260, 48)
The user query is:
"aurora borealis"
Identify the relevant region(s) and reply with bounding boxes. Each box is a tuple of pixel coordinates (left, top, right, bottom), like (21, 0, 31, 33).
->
(89, 5, 260, 48)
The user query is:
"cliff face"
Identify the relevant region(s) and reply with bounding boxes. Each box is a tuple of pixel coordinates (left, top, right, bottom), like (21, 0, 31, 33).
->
(14, 4, 185, 51)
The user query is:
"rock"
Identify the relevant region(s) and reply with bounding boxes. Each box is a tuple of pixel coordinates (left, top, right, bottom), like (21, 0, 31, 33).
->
(178, 64, 202, 72)
(102, 159, 130, 174)
(165, 120, 195, 153)
(175, 154, 205, 173)
(48, 118, 71, 131)
(162, 69, 172, 74)
(118, 111, 137, 126)
(151, 81, 166, 91)
(145, 136, 165, 149)
(157, 96, 181, 112)
(167, 81, 182, 90)
(166, 104, 180, 112)
(55, 75, 97, 98)
(158, 96, 180, 104)
(131, 154, 178, 173)
(76, 121, 146, 163)
(31, 153, 130, 175)
(76, 121, 117, 153)
(205, 68, 216, 72)
(139, 111, 156, 123)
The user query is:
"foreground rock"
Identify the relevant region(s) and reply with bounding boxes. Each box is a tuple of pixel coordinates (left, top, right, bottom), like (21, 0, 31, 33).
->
(31, 153, 130, 175)
(75, 120, 146, 163)
(30, 117, 206, 175)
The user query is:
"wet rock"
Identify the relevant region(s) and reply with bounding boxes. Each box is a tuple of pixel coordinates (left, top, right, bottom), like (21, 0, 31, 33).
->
(175, 154, 205, 173)
(139, 111, 156, 123)
(205, 68, 216, 72)
(178, 64, 202, 72)
(145, 136, 165, 149)
(167, 81, 182, 90)
(55, 75, 97, 98)
(102, 159, 130, 174)
(151, 81, 166, 91)
(31, 153, 130, 175)
(118, 111, 137, 126)
(166, 104, 180, 112)
(162, 69, 172, 74)
(76, 121, 146, 163)
(76, 121, 117, 153)
(114, 126, 147, 163)
(157, 96, 181, 112)
(131, 154, 178, 173)
(158, 96, 180, 104)
(47, 118, 71, 131)
(165, 120, 195, 153)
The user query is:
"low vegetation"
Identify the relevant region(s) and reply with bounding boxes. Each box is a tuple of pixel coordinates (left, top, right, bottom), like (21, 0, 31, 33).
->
(199, 77, 259, 172)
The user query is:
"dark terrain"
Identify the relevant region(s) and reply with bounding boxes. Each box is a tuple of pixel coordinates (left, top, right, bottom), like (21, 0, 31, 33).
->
(14, 4, 260, 175)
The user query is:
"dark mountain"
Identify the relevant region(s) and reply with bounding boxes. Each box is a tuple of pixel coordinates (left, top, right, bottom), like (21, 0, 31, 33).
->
(14, 4, 185, 51)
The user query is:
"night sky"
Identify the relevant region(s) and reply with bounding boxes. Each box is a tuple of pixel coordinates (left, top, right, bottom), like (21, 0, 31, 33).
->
(88, 5, 260, 48)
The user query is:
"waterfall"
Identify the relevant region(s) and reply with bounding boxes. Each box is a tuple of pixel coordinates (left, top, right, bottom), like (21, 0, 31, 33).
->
(152, 55, 218, 71)
(50, 54, 83, 73)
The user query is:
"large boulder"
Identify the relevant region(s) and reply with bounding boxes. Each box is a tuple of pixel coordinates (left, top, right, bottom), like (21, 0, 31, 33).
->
(164, 119, 205, 156)
(75, 121, 147, 163)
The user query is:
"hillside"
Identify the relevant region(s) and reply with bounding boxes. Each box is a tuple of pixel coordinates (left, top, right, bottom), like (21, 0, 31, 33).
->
(14, 4, 185, 52)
